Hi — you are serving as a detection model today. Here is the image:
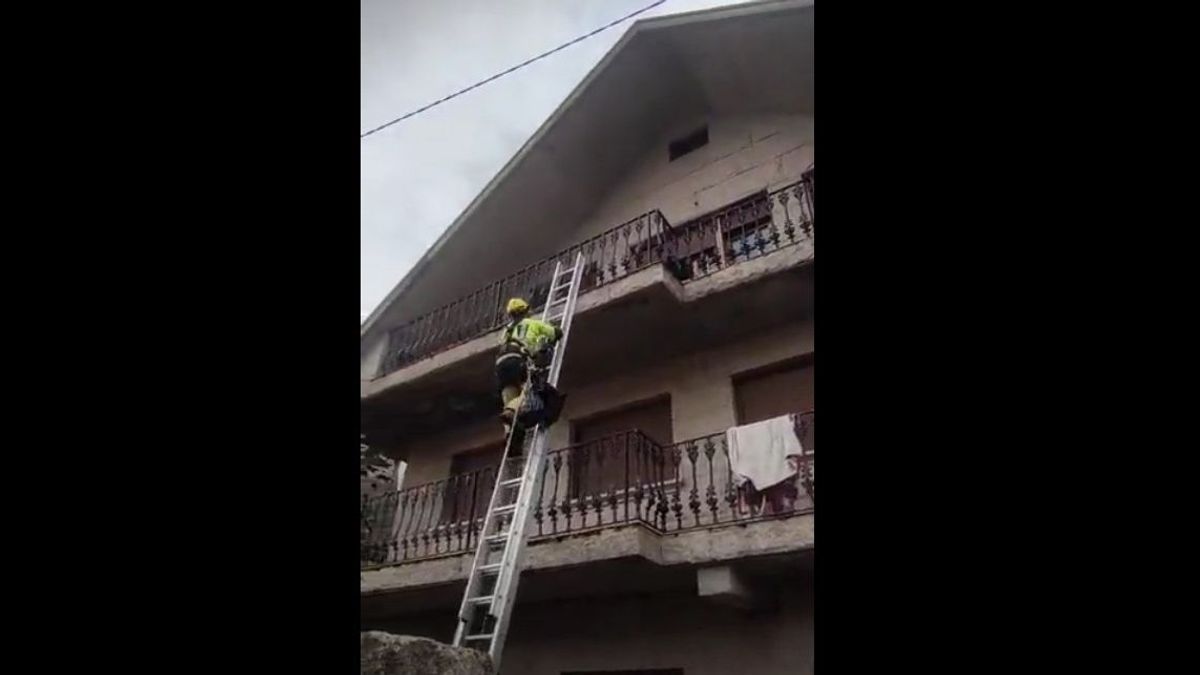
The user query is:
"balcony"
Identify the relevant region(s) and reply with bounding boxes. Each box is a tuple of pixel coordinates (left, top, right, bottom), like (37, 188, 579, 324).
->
(360, 412, 814, 569)
(375, 170, 814, 379)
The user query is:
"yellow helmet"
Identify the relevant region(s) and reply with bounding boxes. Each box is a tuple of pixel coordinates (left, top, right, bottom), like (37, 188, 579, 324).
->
(505, 297, 529, 316)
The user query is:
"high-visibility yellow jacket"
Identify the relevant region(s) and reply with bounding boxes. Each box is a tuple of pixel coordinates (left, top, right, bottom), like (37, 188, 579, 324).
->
(501, 317, 562, 355)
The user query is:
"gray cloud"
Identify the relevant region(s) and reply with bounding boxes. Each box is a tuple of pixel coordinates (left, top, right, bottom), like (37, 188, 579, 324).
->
(361, 0, 751, 321)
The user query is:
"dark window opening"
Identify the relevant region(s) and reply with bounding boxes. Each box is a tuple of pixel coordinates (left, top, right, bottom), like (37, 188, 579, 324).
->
(668, 125, 708, 161)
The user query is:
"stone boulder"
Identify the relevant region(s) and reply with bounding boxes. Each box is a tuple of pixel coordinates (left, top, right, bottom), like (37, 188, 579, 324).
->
(361, 631, 493, 675)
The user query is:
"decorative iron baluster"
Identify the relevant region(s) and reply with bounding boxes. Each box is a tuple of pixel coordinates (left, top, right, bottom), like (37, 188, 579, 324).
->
(686, 441, 701, 528)
(416, 485, 430, 556)
(432, 483, 446, 555)
(737, 208, 754, 261)
(798, 180, 814, 240)
(402, 488, 417, 559)
(778, 188, 796, 244)
(632, 217, 646, 268)
(580, 443, 594, 528)
(633, 435, 647, 523)
(412, 315, 435, 362)
(796, 414, 814, 503)
(704, 437, 719, 524)
(491, 279, 504, 328)
(549, 452, 562, 534)
(700, 221, 716, 276)
(463, 471, 478, 548)
(391, 493, 403, 562)
(608, 231, 620, 280)
(651, 211, 668, 263)
(414, 486, 429, 558)
(397, 490, 411, 560)
(384, 494, 399, 563)
(597, 235, 609, 285)
(534, 454, 548, 536)
(623, 432, 632, 522)
(438, 480, 452, 554)
(446, 475, 460, 551)
(445, 299, 461, 344)
(428, 483, 441, 555)
(655, 444, 670, 530)
(560, 449, 574, 532)
(618, 223, 631, 275)
(452, 480, 465, 552)
(606, 437, 620, 523)
(460, 290, 475, 338)
(583, 240, 597, 289)
(669, 444, 683, 530)
(723, 435, 739, 519)
(398, 487, 412, 557)
(428, 306, 448, 354)
(593, 439, 606, 526)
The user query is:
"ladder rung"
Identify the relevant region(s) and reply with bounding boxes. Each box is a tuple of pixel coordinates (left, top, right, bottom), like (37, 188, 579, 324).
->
(557, 267, 576, 277)
(493, 504, 517, 516)
(500, 477, 523, 488)
(480, 563, 502, 574)
(467, 595, 494, 605)
(464, 633, 494, 642)
(486, 532, 509, 544)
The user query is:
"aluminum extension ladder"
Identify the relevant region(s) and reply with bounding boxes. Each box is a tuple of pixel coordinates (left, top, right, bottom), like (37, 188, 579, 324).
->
(452, 251, 585, 668)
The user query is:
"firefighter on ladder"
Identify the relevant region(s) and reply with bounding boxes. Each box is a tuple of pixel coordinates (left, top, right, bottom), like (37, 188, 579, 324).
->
(495, 297, 564, 447)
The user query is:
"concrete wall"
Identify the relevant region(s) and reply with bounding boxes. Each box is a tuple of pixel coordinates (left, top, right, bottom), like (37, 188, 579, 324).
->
(398, 419, 499, 490)
(504, 588, 813, 675)
(562, 112, 815, 247)
(362, 335, 386, 380)
(367, 584, 813, 675)
(360, 112, 814, 382)
(398, 317, 814, 491)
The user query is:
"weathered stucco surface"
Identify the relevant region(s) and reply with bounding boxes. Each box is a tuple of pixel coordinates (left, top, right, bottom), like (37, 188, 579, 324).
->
(360, 632, 492, 675)
(393, 311, 812, 492)
(365, 572, 813, 675)
(363, 264, 674, 400)
(361, 514, 812, 596)
(360, 108, 814, 385)
(565, 113, 814, 246)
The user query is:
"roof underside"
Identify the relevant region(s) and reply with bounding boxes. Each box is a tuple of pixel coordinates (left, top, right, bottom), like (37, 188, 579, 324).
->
(363, 0, 814, 343)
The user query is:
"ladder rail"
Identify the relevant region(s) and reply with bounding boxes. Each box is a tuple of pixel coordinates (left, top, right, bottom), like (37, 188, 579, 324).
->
(488, 253, 582, 623)
(451, 253, 585, 668)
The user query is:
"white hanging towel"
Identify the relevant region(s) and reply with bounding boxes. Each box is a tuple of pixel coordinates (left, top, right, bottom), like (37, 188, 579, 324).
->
(726, 415, 804, 491)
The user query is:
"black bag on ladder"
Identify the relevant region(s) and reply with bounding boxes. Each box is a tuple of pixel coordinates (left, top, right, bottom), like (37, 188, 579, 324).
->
(516, 386, 545, 427)
(540, 384, 565, 427)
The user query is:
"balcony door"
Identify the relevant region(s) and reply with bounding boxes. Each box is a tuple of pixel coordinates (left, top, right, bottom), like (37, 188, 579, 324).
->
(569, 396, 673, 497)
(441, 442, 505, 524)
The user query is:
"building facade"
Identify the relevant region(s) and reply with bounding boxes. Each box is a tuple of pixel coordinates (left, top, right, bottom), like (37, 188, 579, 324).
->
(360, 2, 814, 673)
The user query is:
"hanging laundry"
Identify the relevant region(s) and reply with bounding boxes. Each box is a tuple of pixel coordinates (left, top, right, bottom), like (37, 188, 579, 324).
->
(726, 415, 805, 515)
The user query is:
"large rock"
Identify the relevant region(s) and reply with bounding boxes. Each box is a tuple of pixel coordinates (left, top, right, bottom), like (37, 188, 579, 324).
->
(360, 632, 493, 675)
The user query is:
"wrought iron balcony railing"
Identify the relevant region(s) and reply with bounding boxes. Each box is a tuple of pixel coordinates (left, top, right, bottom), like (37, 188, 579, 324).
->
(361, 413, 814, 568)
(376, 169, 814, 378)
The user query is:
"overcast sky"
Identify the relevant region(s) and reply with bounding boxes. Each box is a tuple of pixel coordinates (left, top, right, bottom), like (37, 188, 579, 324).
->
(360, 0, 753, 322)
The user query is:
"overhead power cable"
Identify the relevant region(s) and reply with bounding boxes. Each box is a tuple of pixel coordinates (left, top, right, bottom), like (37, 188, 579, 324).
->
(360, 0, 668, 139)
